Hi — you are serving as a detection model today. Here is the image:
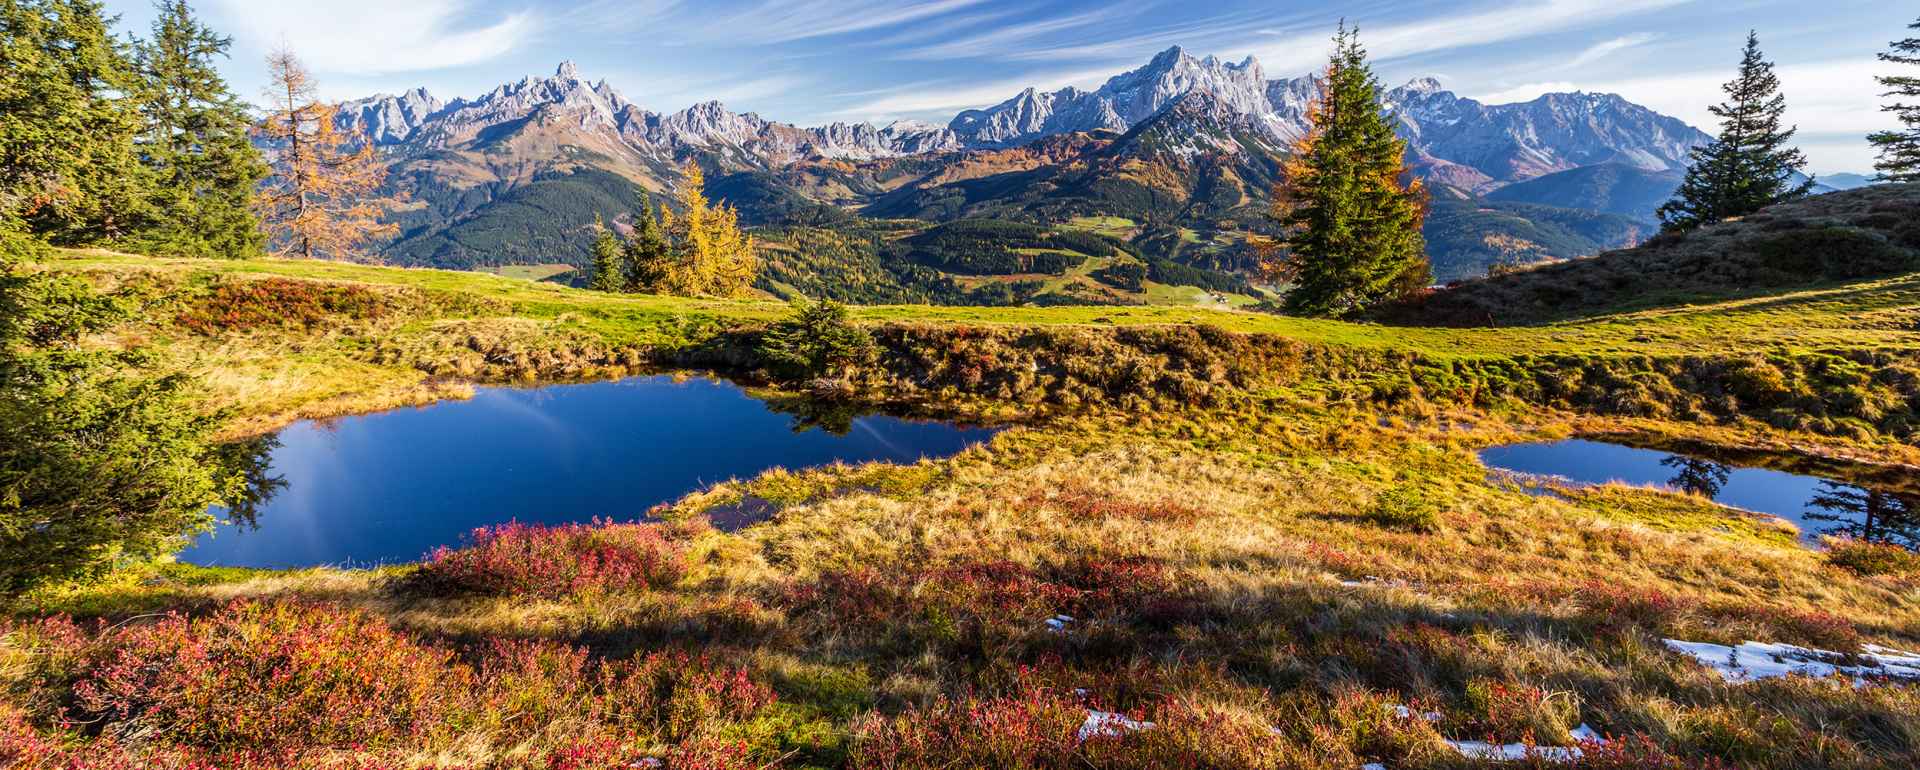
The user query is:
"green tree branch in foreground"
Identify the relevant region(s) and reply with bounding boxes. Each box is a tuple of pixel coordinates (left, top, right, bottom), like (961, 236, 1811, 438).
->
(0, 234, 260, 594)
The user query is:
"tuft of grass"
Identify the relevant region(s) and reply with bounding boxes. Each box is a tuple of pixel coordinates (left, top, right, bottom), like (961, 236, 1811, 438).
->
(1825, 538, 1920, 577)
(1356, 484, 1443, 532)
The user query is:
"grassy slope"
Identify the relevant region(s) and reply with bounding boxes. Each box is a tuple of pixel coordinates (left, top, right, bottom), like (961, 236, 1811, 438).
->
(12, 242, 1920, 768)
(57, 248, 1920, 357)
(47, 245, 1920, 445)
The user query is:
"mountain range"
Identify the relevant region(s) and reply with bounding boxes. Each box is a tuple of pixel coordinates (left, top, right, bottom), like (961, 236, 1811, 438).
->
(337, 46, 1750, 283)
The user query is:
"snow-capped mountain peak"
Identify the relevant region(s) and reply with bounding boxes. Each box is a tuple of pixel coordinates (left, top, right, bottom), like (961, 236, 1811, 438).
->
(338, 51, 1710, 194)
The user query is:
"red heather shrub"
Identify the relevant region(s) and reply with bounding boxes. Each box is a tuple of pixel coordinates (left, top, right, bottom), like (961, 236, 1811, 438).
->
(598, 650, 777, 742)
(1825, 539, 1920, 576)
(176, 278, 388, 335)
(1458, 678, 1569, 745)
(423, 520, 686, 597)
(925, 561, 1083, 621)
(850, 685, 1086, 768)
(1573, 581, 1692, 631)
(37, 601, 464, 754)
(854, 685, 1317, 770)
(1302, 541, 1363, 577)
(471, 640, 775, 746)
(1568, 734, 1736, 769)
(1078, 699, 1304, 770)
(785, 556, 1188, 642)
(1028, 485, 1205, 524)
(475, 639, 594, 736)
(1702, 602, 1861, 651)
(535, 736, 753, 770)
(1053, 555, 1186, 621)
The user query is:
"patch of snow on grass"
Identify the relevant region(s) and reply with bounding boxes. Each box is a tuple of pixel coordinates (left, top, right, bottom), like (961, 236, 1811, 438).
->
(1439, 724, 1605, 763)
(1078, 709, 1154, 741)
(1445, 739, 1583, 762)
(1391, 704, 1443, 721)
(1663, 639, 1920, 684)
(1043, 614, 1074, 632)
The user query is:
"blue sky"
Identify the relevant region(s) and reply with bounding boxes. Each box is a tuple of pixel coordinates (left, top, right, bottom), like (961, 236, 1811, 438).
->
(103, 0, 1911, 173)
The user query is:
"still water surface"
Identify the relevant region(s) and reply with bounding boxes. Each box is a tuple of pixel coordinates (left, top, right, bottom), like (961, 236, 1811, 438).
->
(1480, 439, 1918, 548)
(183, 375, 997, 568)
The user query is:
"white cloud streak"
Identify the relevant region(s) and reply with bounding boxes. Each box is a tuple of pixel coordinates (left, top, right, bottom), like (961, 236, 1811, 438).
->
(828, 65, 1120, 120)
(1228, 0, 1694, 75)
(1564, 32, 1659, 70)
(716, 0, 991, 44)
(891, 9, 1117, 61)
(207, 0, 536, 76)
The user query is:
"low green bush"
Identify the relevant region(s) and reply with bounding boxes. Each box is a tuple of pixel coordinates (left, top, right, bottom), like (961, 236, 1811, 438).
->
(1358, 485, 1442, 533)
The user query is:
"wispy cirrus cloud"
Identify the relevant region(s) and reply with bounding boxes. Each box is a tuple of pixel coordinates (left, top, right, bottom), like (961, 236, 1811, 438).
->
(1563, 32, 1660, 70)
(1227, 0, 1695, 74)
(999, 10, 1292, 63)
(890, 9, 1121, 61)
(857, 6, 1025, 48)
(646, 74, 816, 110)
(827, 65, 1119, 120)
(206, 0, 537, 75)
(714, 0, 990, 44)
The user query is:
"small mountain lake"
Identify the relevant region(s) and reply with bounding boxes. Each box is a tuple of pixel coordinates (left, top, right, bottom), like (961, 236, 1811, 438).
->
(183, 375, 999, 569)
(1480, 439, 1919, 548)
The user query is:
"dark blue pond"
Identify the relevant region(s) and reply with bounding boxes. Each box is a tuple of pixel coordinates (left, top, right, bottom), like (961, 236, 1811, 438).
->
(183, 375, 998, 569)
(1480, 439, 1918, 548)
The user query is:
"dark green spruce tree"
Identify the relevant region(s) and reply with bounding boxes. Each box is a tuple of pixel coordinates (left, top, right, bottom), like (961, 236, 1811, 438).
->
(128, 0, 267, 258)
(1271, 23, 1429, 318)
(623, 190, 671, 291)
(1, 244, 260, 593)
(1658, 32, 1813, 231)
(1870, 16, 1920, 182)
(588, 214, 623, 292)
(0, 0, 151, 243)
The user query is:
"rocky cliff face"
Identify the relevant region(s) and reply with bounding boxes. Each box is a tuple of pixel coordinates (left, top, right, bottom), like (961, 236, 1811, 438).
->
(338, 62, 959, 171)
(945, 46, 1710, 189)
(949, 46, 1270, 148)
(342, 50, 1709, 191)
(336, 87, 444, 145)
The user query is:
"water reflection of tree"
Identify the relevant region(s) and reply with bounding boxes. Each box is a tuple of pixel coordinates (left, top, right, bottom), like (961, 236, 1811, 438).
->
(1661, 456, 1733, 498)
(762, 395, 862, 435)
(1803, 482, 1920, 549)
(211, 435, 285, 529)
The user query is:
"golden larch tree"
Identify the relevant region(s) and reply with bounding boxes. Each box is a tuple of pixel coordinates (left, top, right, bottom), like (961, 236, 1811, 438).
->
(649, 162, 756, 296)
(253, 48, 392, 260)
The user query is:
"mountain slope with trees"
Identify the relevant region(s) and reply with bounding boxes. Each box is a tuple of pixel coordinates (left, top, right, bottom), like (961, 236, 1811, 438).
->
(1382, 183, 1920, 325)
(327, 48, 1724, 282)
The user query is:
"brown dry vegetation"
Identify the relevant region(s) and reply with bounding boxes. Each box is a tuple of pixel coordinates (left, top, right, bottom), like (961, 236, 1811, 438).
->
(7, 409, 1919, 768)
(8, 188, 1920, 767)
(1388, 184, 1920, 326)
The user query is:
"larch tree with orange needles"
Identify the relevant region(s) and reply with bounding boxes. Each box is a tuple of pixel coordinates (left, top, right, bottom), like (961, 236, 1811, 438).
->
(252, 48, 392, 260)
(635, 162, 757, 297)
(1267, 23, 1429, 318)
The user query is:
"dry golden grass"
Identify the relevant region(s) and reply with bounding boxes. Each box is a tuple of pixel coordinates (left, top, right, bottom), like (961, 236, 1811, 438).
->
(16, 407, 1917, 767)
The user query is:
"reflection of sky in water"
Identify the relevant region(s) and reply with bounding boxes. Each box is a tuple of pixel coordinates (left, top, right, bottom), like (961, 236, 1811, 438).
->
(1479, 439, 1912, 546)
(182, 376, 997, 569)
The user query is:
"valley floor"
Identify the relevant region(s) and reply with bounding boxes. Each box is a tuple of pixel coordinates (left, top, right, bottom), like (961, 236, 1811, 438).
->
(6, 249, 1920, 768)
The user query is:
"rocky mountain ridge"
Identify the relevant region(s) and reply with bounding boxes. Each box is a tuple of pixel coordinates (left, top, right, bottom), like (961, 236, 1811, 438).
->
(342, 49, 1718, 280)
(340, 48, 1712, 192)
(338, 61, 963, 169)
